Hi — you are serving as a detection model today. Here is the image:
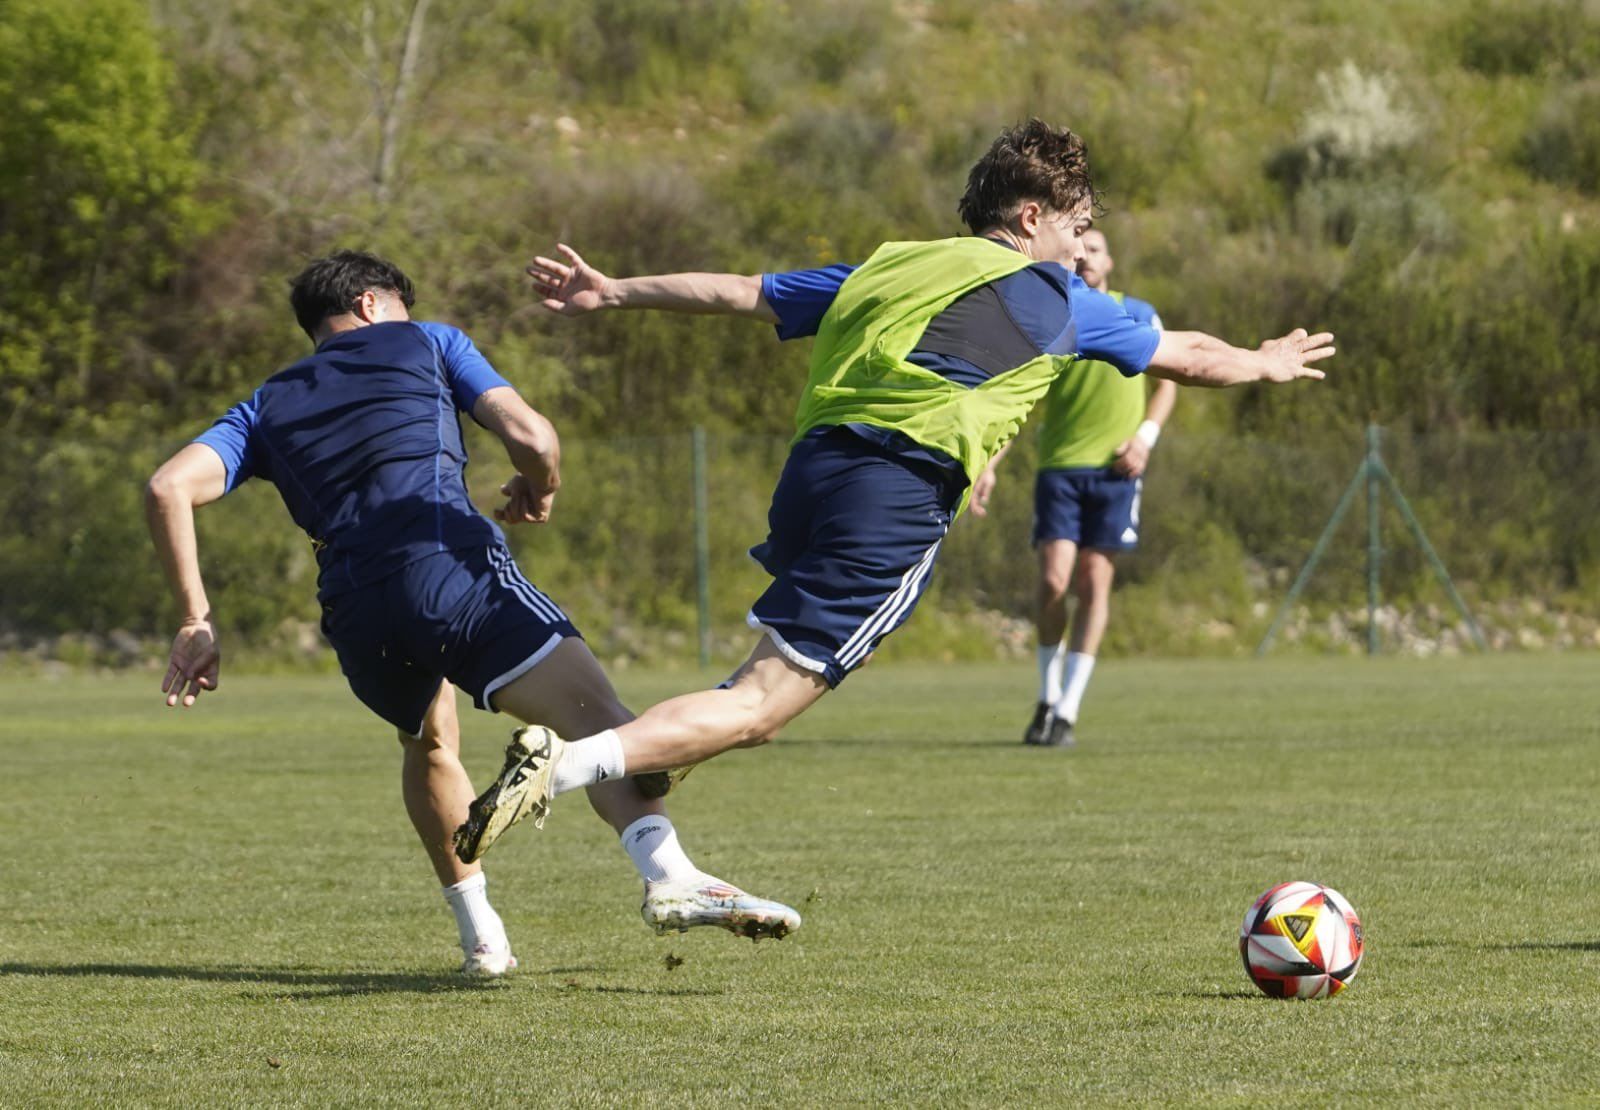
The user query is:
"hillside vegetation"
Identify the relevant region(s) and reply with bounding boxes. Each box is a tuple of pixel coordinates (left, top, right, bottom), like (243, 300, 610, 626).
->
(3, 0, 1597, 655)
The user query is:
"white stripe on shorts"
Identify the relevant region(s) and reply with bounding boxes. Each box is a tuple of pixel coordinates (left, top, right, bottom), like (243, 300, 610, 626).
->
(836, 538, 943, 669)
(489, 546, 565, 624)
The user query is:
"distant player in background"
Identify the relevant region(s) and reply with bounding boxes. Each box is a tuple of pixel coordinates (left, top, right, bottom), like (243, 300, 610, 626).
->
(145, 251, 799, 977)
(453, 119, 1333, 865)
(973, 229, 1175, 748)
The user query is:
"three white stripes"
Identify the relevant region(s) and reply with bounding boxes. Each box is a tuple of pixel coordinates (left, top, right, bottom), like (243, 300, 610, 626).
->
(488, 546, 566, 624)
(836, 537, 943, 669)
(489, 533, 938, 670)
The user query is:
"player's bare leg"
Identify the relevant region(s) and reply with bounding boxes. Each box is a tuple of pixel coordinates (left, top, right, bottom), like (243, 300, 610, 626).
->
(1047, 548, 1117, 747)
(610, 636, 830, 770)
(458, 637, 803, 939)
(1028, 538, 1078, 744)
(400, 681, 479, 886)
(1069, 549, 1116, 657)
(398, 681, 516, 975)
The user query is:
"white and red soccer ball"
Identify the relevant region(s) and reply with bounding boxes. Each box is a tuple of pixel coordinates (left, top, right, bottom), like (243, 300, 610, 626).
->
(1240, 881, 1364, 999)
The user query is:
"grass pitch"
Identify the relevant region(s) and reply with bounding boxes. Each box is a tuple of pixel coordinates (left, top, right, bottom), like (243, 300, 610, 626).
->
(2, 655, 1597, 1105)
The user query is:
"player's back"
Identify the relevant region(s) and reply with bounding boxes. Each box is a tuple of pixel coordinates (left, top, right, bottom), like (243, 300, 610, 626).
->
(245, 321, 498, 595)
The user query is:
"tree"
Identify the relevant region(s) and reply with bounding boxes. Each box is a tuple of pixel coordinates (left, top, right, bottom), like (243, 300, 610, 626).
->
(0, 0, 205, 430)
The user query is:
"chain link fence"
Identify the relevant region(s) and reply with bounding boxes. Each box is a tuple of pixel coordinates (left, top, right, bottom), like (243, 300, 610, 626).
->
(2, 426, 1597, 669)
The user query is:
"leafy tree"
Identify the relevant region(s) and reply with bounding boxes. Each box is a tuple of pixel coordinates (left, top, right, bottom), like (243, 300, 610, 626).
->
(0, 0, 207, 430)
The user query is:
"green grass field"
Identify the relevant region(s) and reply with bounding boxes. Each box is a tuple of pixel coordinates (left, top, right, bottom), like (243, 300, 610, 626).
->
(2, 656, 1597, 1105)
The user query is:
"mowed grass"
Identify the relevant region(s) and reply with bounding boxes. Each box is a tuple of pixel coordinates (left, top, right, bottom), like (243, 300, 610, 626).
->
(1, 655, 1597, 1105)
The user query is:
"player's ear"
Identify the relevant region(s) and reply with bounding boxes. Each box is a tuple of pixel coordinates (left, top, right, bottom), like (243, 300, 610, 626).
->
(355, 289, 394, 324)
(1016, 200, 1042, 236)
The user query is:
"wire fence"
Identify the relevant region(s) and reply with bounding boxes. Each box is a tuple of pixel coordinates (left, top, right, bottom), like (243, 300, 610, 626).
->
(2, 425, 1597, 669)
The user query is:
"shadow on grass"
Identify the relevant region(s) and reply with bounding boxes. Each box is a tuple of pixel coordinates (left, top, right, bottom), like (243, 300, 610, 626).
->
(0, 961, 496, 998)
(1492, 941, 1600, 953)
(1393, 939, 1600, 953)
(0, 961, 723, 999)
(1176, 990, 1262, 1000)
(793, 736, 1020, 750)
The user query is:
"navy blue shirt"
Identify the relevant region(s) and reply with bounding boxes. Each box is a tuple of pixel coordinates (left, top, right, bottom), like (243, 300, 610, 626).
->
(195, 320, 511, 599)
(761, 241, 1161, 483)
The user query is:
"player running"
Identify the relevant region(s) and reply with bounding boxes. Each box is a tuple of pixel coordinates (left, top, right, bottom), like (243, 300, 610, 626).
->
(455, 119, 1333, 862)
(973, 228, 1176, 748)
(145, 251, 800, 976)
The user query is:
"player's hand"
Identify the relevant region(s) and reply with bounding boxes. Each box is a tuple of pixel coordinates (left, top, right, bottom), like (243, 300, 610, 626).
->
(495, 473, 556, 525)
(526, 244, 613, 316)
(1257, 328, 1335, 382)
(163, 617, 219, 708)
(1111, 437, 1151, 477)
(969, 465, 999, 518)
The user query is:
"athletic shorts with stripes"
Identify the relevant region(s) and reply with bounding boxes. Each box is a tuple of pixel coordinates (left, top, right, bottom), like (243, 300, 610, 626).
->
(747, 428, 960, 688)
(318, 543, 579, 736)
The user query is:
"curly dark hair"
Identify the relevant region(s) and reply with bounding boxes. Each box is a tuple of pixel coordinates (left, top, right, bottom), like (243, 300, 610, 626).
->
(957, 119, 1100, 233)
(288, 250, 416, 340)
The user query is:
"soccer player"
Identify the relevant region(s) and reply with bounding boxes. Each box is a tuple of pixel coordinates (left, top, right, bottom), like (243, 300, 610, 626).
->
(145, 251, 800, 976)
(456, 119, 1333, 861)
(973, 228, 1176, 748)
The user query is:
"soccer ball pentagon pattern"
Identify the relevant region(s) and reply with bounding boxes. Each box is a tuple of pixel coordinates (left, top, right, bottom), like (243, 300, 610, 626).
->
(1240, 881, 1364, 999)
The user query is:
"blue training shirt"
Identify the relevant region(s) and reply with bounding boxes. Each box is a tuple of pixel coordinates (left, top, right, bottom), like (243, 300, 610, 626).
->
(194, 320, 511, 599)
(1117, 294, 1162, 331)
(761, 240, 1161, 482)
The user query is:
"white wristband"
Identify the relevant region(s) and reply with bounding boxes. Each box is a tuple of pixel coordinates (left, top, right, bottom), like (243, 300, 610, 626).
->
(1135, 420, 1162, 449)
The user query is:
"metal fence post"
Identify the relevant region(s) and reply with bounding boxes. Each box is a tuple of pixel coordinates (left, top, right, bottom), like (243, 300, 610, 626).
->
(691, 425, 712, 669)
(1255, 452, 1368, 656)
(1366, 423, 1382, 656)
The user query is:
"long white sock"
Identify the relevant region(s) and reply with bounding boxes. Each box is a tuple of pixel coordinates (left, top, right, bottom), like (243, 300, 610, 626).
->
(442, 872, 509, 954)
(619, 815, 703, 884)
(550, 729, 626, 796)
(1052, 652, 1096, 724)
(1037, 643, 1065, 704)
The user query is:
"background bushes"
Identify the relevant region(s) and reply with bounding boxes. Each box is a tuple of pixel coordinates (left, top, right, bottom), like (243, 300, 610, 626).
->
(3, 0, 1598, 660)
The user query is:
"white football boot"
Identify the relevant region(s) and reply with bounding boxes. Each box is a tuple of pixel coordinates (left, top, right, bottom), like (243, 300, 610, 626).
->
(641, 876, 802, 942)
(459, 944, 518, 978)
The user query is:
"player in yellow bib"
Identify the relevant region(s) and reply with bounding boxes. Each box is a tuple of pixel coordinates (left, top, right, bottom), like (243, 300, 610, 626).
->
(453, 120, 1334, 864)
(976, 229, 1175, 747)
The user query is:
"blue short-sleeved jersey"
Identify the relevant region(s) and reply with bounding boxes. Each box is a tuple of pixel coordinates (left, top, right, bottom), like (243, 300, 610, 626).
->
(760, 239, 1161, 481)
(761, 244, 1160, 376)
(193, 320, 512, 599)
(1118, 294, 1161, 331)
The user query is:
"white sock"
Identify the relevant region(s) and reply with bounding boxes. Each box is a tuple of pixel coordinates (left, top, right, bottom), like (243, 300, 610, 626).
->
(442, 872, 509, 955)
(1037, 643, 1065, 704)
(550, 729, 626, 796)
(619, 815, 702, 884)
(1052, 652, 1096, 724)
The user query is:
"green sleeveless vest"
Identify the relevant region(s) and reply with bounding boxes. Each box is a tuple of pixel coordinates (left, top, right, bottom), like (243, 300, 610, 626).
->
(792, 237, 1070, 512)
(1036, 289, 1147, 470)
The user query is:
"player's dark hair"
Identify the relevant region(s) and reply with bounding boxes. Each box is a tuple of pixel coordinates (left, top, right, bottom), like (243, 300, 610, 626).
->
(288, 250, 416, 340)
(957, 119, 1100, 233)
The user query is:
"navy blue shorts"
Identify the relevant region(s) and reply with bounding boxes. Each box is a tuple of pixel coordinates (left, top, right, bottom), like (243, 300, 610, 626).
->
(1033, 467, 1143, 549)
(319, 543, 580, 736)
(748, 430, 958, 687)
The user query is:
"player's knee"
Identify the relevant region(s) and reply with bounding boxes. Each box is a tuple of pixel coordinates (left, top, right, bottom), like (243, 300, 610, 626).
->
(1040, 565, 1072, 601)
(397, 726, 449, 757)
(1074, 556, 1113, 597)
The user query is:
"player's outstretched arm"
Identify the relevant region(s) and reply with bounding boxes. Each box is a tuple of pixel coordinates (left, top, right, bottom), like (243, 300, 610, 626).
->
(1145, 328, 1334, 388)
(145, 444, 228, 707)
(527, 243, 779, 322)
(473, 386, 561, 524)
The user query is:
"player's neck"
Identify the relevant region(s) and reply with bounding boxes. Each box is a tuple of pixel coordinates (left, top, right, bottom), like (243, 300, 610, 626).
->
(312, 311, 408, 346)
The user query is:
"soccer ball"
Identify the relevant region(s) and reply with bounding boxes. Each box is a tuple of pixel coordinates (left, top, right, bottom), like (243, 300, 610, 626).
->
(1239, 881, 1364, 999)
